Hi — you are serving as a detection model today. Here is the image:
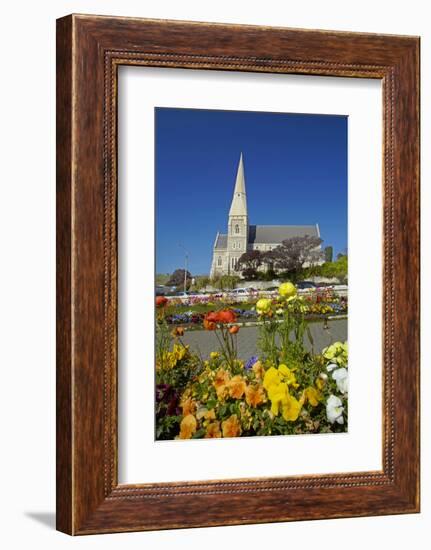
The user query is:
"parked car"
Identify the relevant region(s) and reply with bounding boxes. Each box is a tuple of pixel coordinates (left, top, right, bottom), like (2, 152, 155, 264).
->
(296, 281, 317, 290)
(229, 288, 250, 295)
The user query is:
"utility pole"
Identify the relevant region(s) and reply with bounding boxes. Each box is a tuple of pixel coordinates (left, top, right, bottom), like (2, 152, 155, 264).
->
(179, 244, 189, 294)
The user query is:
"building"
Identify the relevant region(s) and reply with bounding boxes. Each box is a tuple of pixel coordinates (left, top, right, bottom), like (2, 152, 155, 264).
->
(209, 153, 321, 278)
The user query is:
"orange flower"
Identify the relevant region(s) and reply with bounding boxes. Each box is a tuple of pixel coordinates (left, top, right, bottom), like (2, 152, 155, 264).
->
(171, 326, 185, 337)
(213, 368, 230, 399)
(229, 325, 240, 334)
(245, 385, 266, 407)
(180, 396, 197, 416)
(156, 296, 168, 308)
(205, 421, 222, 438)
(252, 361, 265, 380)
(222, 414, 242, 438)
(228, 375, 247, 399)
(203, 318, 216, 331)
(178, 414, 197, 439)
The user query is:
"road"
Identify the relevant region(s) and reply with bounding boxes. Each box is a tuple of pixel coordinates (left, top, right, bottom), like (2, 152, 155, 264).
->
(181, 319, 347, 360)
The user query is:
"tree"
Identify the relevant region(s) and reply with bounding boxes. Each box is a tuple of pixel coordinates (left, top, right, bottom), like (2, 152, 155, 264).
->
(167, 269, 192, 290)
(192, 276, 210, 291)
(237, 250, 263, 279)
(324, 246, 333, 263)
(211, 275, 240, 291)
(264, 235, 323, 278)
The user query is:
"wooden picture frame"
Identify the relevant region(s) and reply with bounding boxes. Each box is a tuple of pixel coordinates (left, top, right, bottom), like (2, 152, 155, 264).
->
(56, 14, 420, 535)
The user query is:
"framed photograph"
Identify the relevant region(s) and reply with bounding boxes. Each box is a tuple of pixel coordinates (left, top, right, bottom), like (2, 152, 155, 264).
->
(56, 14, 420, 534)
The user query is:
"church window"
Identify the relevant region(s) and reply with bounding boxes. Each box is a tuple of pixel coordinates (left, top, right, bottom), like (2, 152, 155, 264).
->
(217, 257, 222, 266)
(235, 224, 240, 234)
(238, 242, 241, 249)
(232, 242, 236, 249)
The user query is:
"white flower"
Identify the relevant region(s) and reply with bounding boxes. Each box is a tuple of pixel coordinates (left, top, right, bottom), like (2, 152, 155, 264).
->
(327, 363, 338, 372)
(332, 367, 348, 394)
(326, 394, 344, 424)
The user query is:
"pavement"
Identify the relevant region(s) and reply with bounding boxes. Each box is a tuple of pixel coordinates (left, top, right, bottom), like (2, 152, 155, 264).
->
(181, 319, 347, 360)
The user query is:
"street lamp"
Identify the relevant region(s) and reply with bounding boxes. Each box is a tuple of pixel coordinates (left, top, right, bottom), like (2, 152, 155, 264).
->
(178, 244, 189, 294)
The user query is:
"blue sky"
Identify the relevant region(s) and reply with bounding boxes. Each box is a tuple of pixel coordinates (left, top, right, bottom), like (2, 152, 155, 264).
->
(155, 108, 347, 275)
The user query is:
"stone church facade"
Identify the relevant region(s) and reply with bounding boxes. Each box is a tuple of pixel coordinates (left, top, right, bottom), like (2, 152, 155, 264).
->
(210, 154, 321, 278)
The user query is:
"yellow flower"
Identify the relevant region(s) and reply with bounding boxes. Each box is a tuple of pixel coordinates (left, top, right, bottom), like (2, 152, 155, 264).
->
(279, 282, 297, 299)
(278, 364, 299, 388)
(222, 414, 242, 438)
(263, 366, 281, 391)
(210, 351, 219, 360)
(322, 341, 348, 366)
(303, 386, 321, 407)
(316, 373, 328, 390)
(228, 375, 247, 399)
(267, 382, 288, 416)
(178, 414, 197, 439)
(256, 298, 272, 315)
(281, 393, 303, 422)
(205, 421, 222, 438)
(245, 384, 266, 407)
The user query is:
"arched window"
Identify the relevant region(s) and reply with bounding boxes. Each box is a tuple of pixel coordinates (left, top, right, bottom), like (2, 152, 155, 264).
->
(232, 242, 236, 249)
(235, 224, 240, 234)
(217, 257, 222, 266)
(238, 242, 241, 250)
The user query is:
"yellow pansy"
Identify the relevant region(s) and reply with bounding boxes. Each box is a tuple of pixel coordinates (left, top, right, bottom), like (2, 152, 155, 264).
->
(210, 351, 219, 360)
(281, 393, 303, 422)
(278, 364, 299, 389)
(267, 382, 288, 416)
(263, 367, 281, 391)
(303, 386, 321, 407)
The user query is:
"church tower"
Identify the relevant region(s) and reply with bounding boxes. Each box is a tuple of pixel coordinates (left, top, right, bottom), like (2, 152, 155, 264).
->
(227, 153, 248, 273)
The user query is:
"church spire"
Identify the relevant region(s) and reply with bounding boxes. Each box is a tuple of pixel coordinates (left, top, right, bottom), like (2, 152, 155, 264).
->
(229, 153, 248, 217)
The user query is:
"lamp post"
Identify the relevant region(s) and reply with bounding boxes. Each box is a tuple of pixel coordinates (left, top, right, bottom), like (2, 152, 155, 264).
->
(179, 244, 189, 294)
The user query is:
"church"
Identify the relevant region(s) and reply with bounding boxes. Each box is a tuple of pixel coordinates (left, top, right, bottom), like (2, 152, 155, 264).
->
(210, 154, 321, 278)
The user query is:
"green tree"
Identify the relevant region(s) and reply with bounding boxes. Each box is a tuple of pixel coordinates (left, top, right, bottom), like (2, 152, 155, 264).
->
(167, 269, 193, 290)
(237, 250, 263, 280)
(192, 275, 210, 291)
(324, 246, 333, 263)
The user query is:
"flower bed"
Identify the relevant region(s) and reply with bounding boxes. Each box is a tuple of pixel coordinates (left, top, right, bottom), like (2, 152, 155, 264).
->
(155, 283, 348, 440)
(163, 291, 347, 329)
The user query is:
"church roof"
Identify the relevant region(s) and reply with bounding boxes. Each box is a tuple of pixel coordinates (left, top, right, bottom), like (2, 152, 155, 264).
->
(214, 233, 228, 249)
(248, 225, 319, 244)
(229, 153, 248, 217)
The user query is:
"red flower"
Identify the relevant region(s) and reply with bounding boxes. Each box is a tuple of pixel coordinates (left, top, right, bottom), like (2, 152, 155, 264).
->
(229, 325, 240, 334)
(216, 309, 237, 324)
(204, 309, 236, 328)
(205, 311, 219, 323)
(156, 296, 168, 308)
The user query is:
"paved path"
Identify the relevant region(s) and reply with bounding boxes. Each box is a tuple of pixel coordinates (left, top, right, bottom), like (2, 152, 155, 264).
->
(181, 319, 347, 360)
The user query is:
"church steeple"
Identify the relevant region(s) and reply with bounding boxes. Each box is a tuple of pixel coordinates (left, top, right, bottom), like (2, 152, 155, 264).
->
(229, 153, 247, 217)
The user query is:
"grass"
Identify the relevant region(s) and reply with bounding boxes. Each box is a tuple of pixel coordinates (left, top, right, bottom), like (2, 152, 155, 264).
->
(166, 301, 256, 315)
